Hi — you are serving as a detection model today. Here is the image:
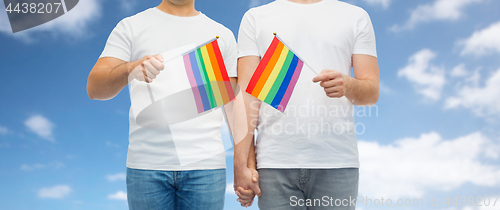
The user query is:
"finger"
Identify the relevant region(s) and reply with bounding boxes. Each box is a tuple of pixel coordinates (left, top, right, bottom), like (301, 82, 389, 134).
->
(141, 65, 152, 83)
(313, 71, 342, 83)
(327, 92, 343, 98)
(245, 199, 254, 208)
(142, 55, 153, 62)
(320, 78, 343, 88)
(248, 200, 254, 207)
(251, 169, 259, 183)
(143, 61, 160, 77)
(237, 188, 255, 200)
(154, 54, 164, 63)
(235, 192, 253, 204)
(324, 86, 343, 94)
(149, 57, 165, 71)
(238, 188, 255, 197)
(235, 190, 243, 198)
(251, 185, 262, 197)
(312, 73, 329, 83)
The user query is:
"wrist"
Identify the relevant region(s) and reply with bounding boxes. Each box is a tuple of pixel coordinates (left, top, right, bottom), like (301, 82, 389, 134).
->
(343, 74, 353, 95)
(234, 160, 248, 171)
(124, 61, 138, 75)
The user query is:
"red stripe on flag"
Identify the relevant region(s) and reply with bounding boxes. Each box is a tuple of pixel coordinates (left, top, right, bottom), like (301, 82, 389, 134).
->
(211, 40, 230, 81)
(211, 39, 235, 101)
(246, 36, 280, 93)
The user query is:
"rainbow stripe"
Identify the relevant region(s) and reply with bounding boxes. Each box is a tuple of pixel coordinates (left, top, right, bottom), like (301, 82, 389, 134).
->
(246, 36, 304, 112)
(183, 39, 235, 113)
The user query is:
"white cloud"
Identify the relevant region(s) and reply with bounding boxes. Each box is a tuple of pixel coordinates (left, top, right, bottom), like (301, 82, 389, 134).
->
(20, 163, 45, 171)
(445, 68, 500, 117)
(106, 173, 126, 182)
(38, 185, 72, 199)
(465, 205, 500, 210)
(20, 162, 64, 171)
(226, 183, 235, 195)
(391, 0, 482, 31)
(398, 49, 446, 100)
(460, 21, 500, 56)
(24, 115, 55, 142)
(106, 141, 120, 148)
(0, 0, 101, 42)
(0, 125, 8, 135)
(108, 191, 127, 200)
(450, 63, 469, 77)
(119, 0, 138, 12)
(379, 81, 392, 94)
(359, 132, 500, 199)
(362, 0, 391, 9)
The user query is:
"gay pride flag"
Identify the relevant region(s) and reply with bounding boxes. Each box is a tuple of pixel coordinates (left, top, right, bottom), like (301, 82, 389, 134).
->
(246, 36, 304, 112)
(183, 38, 235, 113)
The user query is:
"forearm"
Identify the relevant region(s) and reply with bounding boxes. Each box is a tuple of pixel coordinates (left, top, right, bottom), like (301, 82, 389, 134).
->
(223, 78, 237, 136)
(247, 138, 256, 169)
(234, 56, 261, 170)
(344, 75, 379, 106)
(87, 61, 134, 100)
(233, 93, 259, 170)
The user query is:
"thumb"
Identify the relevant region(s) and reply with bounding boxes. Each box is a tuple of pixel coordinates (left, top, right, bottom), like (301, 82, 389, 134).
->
(154, 54, 165, 63)
(252, 184, 262, 197)
(251, 169, 259, 183)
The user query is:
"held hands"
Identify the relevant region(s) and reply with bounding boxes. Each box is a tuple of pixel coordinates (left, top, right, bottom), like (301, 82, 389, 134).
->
(234, 167, 260, 207)
(129, 54, 165, 83)
(312, 69, 349, 98)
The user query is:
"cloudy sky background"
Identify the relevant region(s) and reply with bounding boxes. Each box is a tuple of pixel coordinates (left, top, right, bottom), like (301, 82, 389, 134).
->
(0, 0, 499, 209)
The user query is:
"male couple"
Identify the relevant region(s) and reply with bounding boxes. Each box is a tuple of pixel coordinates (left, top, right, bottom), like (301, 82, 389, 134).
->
(87, 0, 379, 209)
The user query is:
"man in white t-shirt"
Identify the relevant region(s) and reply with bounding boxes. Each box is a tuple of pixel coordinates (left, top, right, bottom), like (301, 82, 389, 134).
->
(86, 0, 238, 209)
(233, 0, 379, 209)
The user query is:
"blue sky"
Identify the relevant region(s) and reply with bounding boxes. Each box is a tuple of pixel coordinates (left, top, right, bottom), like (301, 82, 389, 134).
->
(1, 0, 500, 209)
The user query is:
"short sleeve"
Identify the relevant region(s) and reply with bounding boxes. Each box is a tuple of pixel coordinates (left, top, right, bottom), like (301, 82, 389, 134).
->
(238, 10, 259, 58)
(99, 19, 133, 62)
(353, 9, 377, 57)
(222, 29, 238, 77)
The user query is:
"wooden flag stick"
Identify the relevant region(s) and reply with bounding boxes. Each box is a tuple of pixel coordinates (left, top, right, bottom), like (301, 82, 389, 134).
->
(274, 32, 319, 75)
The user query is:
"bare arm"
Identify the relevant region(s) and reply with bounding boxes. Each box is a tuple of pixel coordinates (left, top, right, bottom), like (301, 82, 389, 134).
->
(87, 55, 164, 100)
(247, 139, 257, 171)
(233, 56, 261, 196)
(313, 54, 379, 106)
(233, 56, 261, 171)
(223, 77, 238, 134)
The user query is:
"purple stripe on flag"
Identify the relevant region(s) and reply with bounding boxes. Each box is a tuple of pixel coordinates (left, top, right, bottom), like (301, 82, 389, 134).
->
(277, 60, 304, 112)
(183, 54, 204, 113)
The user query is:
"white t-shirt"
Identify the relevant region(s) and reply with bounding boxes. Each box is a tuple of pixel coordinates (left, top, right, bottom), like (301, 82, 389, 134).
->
(100, 8, 237, 171)
(238, 0, 377, 169)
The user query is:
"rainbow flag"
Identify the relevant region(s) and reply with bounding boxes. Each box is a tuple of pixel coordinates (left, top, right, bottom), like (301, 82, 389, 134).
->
(182, 38, 235, 113)
(246, 36, 304, 112)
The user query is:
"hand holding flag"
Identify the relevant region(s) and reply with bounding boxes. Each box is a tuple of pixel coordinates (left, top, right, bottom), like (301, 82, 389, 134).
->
(312, 69, 348, 98)
(129, 54, 165, 83)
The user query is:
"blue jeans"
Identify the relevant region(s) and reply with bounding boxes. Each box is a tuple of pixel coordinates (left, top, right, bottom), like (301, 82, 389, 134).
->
(126, 167, 226, 210)
(258, 168, 359, 210)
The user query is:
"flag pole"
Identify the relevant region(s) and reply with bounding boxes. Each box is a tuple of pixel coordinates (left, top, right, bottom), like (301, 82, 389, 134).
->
(274, 33, 319, 75)
(217, 35, 235, 145)
(144, 36, 222, 105)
